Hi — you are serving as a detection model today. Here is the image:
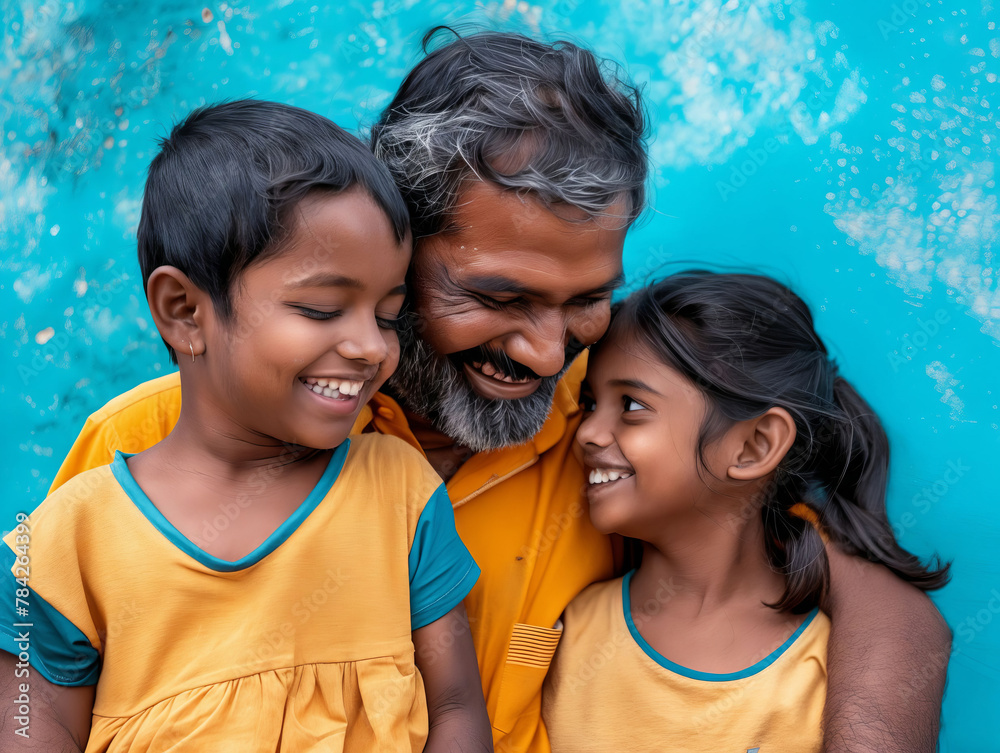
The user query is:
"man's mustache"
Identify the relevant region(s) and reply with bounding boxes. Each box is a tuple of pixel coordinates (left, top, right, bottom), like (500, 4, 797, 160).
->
(448, 340, 587, 382)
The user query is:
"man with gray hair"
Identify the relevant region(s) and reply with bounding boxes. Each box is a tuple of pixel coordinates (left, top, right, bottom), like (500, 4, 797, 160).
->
(25, 28, 949, 753)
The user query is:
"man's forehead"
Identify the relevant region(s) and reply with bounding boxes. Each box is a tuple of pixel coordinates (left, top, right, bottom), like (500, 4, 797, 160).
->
(445, 180, 632, 234)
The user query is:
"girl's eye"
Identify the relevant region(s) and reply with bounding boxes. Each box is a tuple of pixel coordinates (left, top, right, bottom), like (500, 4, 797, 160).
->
(579, 395, 596, 413)
(297, 307, 340, 320)
(624, 397, 645, 412)
(376, 316, 402, 331)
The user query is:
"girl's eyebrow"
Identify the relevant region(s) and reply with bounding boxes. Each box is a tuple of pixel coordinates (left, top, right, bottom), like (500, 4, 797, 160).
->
(608, 378, 663, 397)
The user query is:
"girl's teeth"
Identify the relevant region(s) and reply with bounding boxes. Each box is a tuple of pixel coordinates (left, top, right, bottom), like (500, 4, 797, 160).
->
(317, 378, 329, 387)
(589, 469, 633, 485)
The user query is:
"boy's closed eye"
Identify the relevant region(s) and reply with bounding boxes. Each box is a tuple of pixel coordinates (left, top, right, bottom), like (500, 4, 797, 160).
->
(294, 306, 341, 320)
(292, 305, 402, 331)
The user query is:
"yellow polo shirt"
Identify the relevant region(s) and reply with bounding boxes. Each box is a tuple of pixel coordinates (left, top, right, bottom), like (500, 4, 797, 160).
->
(48, 355, 614, 753)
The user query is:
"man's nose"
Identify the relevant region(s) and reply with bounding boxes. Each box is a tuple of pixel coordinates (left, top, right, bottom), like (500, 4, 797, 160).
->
(503, 309, 571, 378)
(567, 301, 612, 348)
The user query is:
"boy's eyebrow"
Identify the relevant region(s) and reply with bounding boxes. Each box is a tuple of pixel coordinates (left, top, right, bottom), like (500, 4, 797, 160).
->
(286, 272, 406, 296)
(608, 378, 663, 397)
(463, 271, 626, 298)
(287, 272, 364, 290)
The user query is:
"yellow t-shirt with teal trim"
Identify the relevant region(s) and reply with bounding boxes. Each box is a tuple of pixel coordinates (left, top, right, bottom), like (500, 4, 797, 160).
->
(542, 571, 829, 753)
(1, 434, 479, 753)
(44, 363, 618, 753)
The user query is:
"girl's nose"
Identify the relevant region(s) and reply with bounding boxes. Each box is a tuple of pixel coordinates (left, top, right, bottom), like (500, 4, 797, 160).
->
(575, 408, 612, 448)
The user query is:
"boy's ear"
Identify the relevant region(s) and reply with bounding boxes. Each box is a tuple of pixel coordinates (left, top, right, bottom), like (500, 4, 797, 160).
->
(727, 407, 797, 481)
(146, 266, 211, 359)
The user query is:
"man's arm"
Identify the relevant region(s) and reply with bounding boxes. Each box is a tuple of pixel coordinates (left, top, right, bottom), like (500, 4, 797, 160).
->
(414, 604, 492, 753)
(822, 545, 951, 753)
(0, 652, 94, 752)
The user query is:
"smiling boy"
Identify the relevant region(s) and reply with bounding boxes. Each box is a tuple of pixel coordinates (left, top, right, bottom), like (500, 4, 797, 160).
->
(0, 100, 490, 752)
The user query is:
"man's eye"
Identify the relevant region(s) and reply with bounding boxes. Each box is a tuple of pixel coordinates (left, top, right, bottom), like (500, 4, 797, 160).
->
(572, 296, 611, 308)
(296, 307, 340, 320)
(474, 293, 522, 310)
(624, 397, 645, 412)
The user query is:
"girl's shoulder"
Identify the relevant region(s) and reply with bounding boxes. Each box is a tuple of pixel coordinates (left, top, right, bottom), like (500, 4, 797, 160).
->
(563, 575, 626, 626)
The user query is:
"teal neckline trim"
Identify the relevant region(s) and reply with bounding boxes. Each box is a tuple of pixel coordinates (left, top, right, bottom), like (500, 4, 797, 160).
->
(110, 441, 350, 573)
(621, 569, 819, 682)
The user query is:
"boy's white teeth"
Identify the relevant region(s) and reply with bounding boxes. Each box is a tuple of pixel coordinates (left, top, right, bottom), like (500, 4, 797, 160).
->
(588, 469, 634, 485)
(301, 378, 363, 397)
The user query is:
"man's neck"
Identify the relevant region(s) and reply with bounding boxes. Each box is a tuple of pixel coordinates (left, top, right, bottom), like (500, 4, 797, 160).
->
(400, 405, 476, 482)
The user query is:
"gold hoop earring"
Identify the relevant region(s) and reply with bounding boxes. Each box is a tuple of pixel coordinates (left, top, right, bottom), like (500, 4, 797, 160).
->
(189, 342, 196, 363)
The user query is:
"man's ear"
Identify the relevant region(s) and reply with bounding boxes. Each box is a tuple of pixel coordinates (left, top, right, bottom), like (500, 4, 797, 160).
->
(727, 407, 797, 481)
(146, 266, 211, 359)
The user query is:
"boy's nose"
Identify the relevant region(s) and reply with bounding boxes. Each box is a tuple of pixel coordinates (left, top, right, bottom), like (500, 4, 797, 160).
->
(337, 314, 390, 365)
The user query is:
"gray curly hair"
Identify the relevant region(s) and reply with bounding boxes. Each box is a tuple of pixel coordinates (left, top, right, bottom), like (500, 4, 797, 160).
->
(371, 28, 648, 239)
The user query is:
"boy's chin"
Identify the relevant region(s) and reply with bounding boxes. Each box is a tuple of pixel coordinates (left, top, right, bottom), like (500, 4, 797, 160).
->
(280, 429, 353, 453)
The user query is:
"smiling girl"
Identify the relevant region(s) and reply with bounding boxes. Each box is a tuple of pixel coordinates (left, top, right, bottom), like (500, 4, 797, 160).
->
(542, 271, 949, 751)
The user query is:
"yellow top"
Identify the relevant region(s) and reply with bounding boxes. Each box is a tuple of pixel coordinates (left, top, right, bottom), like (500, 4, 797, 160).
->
(7, 434, 479, 752)
(47, 356, 615, 753)
(542, 572, 830, 753)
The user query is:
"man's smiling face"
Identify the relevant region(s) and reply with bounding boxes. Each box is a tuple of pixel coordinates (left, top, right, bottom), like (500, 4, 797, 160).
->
(388, 181, 627, 451)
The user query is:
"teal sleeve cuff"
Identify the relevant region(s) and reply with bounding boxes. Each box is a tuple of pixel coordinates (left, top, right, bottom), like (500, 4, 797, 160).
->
(0, 546, 100, 686)
(408, 485, 480, 631)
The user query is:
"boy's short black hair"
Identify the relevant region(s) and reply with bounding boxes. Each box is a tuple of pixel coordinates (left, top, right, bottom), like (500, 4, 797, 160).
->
(138, 99, 410, 363)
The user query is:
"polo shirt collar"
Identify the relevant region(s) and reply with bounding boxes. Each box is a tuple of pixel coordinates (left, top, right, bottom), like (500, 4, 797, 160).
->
(356, 354, 586, 507)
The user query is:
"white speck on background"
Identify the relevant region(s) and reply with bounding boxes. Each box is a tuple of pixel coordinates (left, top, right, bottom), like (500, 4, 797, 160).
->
(926, 361, 966, 420)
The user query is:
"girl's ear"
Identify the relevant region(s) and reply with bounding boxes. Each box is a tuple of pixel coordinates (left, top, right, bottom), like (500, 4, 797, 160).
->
(146, 266, 211, 359)
(727, 407, 797, 481)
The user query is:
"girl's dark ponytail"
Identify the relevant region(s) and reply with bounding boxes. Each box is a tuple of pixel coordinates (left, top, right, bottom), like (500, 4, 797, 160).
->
(615, 271, 950, 614)
(815, 377, 950, 590)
